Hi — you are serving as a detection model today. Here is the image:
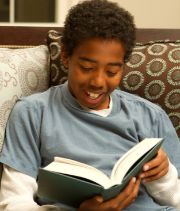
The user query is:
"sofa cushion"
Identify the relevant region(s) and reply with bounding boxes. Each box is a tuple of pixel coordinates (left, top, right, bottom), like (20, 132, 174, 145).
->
(0, 45, 50, 151)
(46, 30, 68, 87)
(46, 30, 180, 140)
(120, 40, 180, 140)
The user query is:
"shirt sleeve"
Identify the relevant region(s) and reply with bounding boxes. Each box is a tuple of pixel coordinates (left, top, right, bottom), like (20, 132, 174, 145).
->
(143, 162, 180, 209)
(151, 110, 180, 177)
(0, 165, 64, 211)
(0, 99, 42, 179)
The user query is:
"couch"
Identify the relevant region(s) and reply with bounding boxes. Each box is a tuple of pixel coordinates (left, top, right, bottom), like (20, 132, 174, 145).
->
(0, 27, 180, 178)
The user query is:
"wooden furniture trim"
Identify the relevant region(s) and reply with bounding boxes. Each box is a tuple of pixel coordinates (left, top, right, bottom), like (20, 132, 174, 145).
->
(0, 26, 180, 45)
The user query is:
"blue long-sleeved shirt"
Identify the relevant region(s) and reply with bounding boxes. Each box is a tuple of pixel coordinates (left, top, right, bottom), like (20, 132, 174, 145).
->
(1, 81, 180, 211)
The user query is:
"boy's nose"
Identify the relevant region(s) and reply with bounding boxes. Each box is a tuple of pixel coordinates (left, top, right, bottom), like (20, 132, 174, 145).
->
(89, 71, 105, 88)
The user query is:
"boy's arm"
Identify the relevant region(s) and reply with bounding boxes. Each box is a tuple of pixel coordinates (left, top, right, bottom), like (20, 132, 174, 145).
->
(143, 162, 180, 209)
(139, 147, 169, 182)
(0, 164, 140, 211)
(0, 165, 63, 211)
(139, 148, 180, 209)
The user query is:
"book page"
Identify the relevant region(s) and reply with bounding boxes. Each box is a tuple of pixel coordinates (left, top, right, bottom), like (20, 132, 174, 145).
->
(110, 138, 149, 182)
(111, 138, 163, 184)
(54, 157, 104, 175)
(44, 161, 113, 189)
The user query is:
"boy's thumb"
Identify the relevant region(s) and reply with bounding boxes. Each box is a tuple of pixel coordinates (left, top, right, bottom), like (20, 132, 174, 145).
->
(93, 195, 103, 204)
(79, 195, 103, 210)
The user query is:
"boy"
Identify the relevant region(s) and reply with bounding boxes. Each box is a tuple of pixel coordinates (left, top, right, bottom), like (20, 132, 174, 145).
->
(0, 0, 180, 211)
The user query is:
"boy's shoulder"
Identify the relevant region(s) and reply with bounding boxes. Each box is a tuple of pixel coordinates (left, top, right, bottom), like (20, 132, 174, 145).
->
(113, 89, 164, 114)
(21, 85, 62, 101)
(16, 85, 63, 108)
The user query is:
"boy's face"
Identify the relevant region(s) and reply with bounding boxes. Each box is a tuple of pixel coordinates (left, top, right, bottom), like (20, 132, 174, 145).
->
(62, 38, 125, 110)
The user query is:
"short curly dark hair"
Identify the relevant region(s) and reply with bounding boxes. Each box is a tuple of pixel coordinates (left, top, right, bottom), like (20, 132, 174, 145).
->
(61, 0, 136, 63)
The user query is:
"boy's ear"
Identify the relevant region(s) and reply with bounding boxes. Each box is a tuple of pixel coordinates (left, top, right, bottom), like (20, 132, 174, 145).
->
(61, 45, 69, 68)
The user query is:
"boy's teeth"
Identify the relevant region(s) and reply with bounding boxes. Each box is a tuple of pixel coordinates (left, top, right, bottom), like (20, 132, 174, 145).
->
(87, 91, 101, 99)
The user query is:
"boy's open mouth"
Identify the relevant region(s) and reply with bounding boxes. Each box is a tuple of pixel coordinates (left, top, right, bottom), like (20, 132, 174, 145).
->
(85, 91, 102, 100)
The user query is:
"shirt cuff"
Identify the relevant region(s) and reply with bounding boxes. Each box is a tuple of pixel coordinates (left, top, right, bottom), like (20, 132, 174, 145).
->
(143, 161, 178, 194)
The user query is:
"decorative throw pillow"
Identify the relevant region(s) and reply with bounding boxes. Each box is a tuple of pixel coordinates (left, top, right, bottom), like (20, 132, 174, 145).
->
(120, 40, 180, 140)
(0, 45, 50, 151)
(46, 30, 68, 87)
(46, 30, 180, 140)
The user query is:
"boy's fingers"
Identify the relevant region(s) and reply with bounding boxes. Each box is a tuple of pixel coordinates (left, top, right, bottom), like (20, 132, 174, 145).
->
(140, 162, 169, 182)
(141, 168, 168, 182)
(87, 195, 103, 205)
(121, 177, 136, 196)
(120, 177, 140, 207)
(94, 195, 104, 204)
(143, 148, 168, 171)
(79, 195, 103, 210)
(80, 178, 140, 211)
(116, 177, 139, 202)
(108, 177, 135, 204)
(140, 162, 164, 178)
(106, 177, 140, 211)
(139, 148, 169, 182)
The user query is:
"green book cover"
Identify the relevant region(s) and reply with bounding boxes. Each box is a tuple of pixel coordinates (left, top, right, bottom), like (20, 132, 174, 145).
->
(37, 137, 165, 208)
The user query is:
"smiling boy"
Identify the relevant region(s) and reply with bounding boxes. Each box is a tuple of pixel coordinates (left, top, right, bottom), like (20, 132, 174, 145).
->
(0, 0, 180, 211)
(65, 39, 124, 110)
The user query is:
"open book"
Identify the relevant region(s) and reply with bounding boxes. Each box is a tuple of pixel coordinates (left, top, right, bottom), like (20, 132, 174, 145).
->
(37, 137, 165, 208)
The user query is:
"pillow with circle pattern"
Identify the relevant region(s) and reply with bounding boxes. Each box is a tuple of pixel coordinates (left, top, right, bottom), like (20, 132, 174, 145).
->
(120, 40, 180, 141)
(46, 30, 180, 140)
(45, 30, 68, 87)
(0, 45, 50, 151)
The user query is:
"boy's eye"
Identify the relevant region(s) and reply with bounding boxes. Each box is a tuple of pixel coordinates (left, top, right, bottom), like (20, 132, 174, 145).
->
(107, 71, 117, 76)
(80, 65, 92, 71)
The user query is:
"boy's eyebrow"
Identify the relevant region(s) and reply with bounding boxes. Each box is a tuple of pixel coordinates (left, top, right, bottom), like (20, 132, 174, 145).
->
(79, 57, 123, 67)
(108, 62, 123, 67)
(79, 57, 97, 63)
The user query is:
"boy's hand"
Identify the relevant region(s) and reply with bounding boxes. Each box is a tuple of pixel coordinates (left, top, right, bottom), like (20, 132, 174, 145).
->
(139, 147, 169, 182)
(78, 177, 140, 211)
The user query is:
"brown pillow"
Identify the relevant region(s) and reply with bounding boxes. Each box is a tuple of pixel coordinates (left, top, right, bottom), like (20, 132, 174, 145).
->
(120, 40, 180, 140)
(46, 30, 68, 87)
(46, 30, 180, 140)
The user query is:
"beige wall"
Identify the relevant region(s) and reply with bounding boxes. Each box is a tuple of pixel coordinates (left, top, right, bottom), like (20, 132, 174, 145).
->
(78, 0, 180, 29)
(109, 0, 180, 29)
(2, 0, 179, 28)
(59, 0, 180, 28)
